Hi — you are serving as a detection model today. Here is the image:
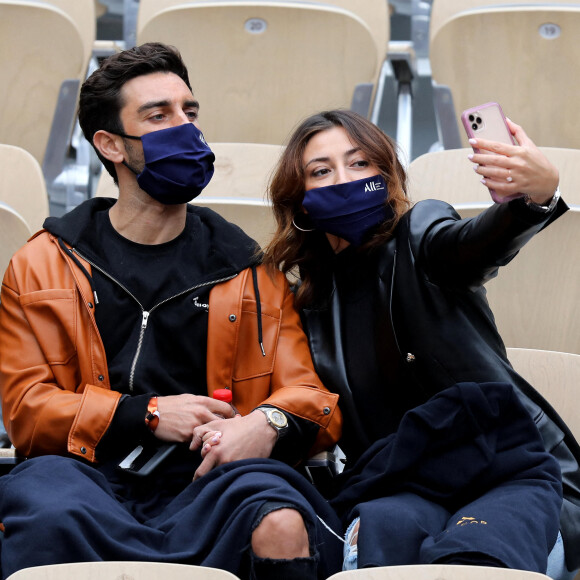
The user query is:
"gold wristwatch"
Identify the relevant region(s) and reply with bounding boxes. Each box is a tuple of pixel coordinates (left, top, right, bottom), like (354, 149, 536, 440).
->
(257, 406, 289, 439)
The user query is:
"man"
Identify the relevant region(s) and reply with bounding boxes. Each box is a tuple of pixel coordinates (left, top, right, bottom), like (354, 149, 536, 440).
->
(0, 43, 342, 579)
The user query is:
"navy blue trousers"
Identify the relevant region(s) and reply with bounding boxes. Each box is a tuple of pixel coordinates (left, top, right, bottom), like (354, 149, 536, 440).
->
(331, 382, 563, 571)
(0, 457, 343, 579)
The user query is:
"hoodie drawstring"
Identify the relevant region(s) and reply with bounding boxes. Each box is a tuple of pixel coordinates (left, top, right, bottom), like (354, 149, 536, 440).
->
(251, 266, 266, 357)
(57, 238, 99, 306)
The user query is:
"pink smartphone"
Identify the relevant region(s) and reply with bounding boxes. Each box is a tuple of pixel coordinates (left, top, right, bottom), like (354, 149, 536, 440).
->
(461, 102, 520, 203)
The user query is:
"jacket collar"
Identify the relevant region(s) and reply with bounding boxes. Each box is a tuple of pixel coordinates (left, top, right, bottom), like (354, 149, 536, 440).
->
(42, 197, 261, 278)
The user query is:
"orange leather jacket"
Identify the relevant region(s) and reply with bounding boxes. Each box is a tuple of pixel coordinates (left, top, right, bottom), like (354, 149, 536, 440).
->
(0, 231, 341, 463)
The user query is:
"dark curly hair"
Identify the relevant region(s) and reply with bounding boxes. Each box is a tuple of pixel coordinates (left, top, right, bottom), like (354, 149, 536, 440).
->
(78, 42, 191, 183)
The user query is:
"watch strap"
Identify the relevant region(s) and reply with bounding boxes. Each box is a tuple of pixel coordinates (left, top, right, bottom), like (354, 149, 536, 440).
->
(145, 396, 160, 433)
(524, 186, 560, 213)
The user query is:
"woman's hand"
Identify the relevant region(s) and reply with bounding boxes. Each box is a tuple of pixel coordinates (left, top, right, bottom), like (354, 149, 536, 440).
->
(190, 410, 277, 480)
(469, 119, 559, 205)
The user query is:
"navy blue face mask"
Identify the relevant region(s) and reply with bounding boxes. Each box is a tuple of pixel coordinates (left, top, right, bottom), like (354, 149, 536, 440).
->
(302, 174, 392, 246)
(119, 123, 215, 204)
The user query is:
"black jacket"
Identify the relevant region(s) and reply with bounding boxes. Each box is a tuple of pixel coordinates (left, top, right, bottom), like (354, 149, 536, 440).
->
(301, 197, 580, 570)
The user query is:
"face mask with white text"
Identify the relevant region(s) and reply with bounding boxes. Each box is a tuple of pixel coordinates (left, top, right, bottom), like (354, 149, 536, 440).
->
(302, 175, 392, 246)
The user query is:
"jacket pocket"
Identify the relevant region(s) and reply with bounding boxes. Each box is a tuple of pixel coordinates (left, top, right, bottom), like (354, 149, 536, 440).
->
(232, 298, 279, 381)
(20, 289, 77, 365)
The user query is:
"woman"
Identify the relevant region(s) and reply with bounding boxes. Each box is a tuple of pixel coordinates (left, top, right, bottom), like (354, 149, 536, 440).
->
(261, 110, 579, 576)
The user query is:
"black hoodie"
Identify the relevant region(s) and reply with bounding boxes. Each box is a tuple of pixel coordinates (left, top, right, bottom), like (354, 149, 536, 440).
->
(44, 197, 262, 460)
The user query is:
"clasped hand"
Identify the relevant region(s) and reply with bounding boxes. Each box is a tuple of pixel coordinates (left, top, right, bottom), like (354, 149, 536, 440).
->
(151, 394, 277, 480)
(153, 394, 235, 442)
(190, 410, 278, 480)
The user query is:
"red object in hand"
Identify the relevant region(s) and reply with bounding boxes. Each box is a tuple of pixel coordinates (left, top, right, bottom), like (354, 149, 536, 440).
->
(212, 388, 239, 415)
(212, 389, 233, 403)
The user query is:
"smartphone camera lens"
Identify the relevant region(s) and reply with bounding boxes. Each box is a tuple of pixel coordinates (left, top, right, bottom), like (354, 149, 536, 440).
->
(476, 117, 482, 124)
(468, 114, 475, 122)
(472, 123, 478, 130)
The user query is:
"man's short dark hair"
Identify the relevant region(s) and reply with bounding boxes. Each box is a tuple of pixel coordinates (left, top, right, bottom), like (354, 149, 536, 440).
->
(79, 42, 192, 183)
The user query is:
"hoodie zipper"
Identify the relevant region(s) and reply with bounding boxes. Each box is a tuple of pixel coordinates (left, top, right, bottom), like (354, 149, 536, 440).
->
(72, 248, 238, 392)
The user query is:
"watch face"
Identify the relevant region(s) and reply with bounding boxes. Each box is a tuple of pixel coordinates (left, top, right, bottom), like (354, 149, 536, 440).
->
(269, 409, 288, 429)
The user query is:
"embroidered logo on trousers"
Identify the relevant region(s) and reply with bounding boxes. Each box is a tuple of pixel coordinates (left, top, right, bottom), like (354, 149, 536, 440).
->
(456, 516, 488, 526)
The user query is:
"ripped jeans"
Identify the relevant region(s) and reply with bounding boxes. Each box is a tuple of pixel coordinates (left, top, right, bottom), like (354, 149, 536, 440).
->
(249, 501, 318, 580)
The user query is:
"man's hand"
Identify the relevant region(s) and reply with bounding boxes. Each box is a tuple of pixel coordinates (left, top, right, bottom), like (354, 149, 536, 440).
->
(154, 394, 236, 443)
(191, 410, 278, 480)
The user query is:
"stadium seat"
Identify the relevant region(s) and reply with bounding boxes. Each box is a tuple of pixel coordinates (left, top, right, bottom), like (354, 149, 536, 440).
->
(428, 0, 580, 46)
(5, 561, 241, 579)
(193, 198, 276, 249)
(407, 147, 580, 354)
(36, 0, 96, 65)
(134, 1, 416, 152)
(507, 347, 580, 444)
(327, 564, 552, 579)
(94, 0, 107, 19)
(483, 207, 580, 354)
(0, 1, 87, 166)
(137, 2, 380, 144)
(429, 4, 580, 148)
(0, 201, 31, 278)
(0, 148, 45, 469)
(407, 146, 580, 210)
(407, 147, 494, 209)
(0, 144, 50, 233)
(507, 348, 580, 580)
(202, 143, 283, 200)
(136, 0, 389, 66)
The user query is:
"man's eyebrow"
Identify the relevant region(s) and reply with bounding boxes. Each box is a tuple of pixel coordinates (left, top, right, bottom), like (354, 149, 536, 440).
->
(304, 147, 361, 168)
(136, 99, 199, 114)
(137, 100, 170, 114)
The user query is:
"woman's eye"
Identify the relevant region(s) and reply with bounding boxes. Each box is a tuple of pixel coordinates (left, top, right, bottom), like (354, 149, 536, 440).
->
(353, 160, 369, 168)
(312, 167, 330, 177)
